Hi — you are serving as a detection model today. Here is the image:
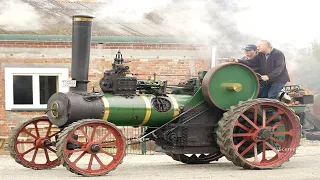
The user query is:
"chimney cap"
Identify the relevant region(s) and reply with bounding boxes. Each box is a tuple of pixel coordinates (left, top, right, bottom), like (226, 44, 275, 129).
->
(72, 15, 95, 21)
(72, 15, 95, 18)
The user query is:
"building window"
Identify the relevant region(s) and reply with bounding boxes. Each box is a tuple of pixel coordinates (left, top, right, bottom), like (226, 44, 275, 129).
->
(5, 68, 69, 110)
(13, 75, 33, 104)
(39, 76, 58, 104)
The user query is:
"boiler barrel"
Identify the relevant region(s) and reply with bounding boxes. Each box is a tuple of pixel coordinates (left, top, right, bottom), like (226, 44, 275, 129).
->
(47, 92, 191, 127)
(101, 94, 191, 126)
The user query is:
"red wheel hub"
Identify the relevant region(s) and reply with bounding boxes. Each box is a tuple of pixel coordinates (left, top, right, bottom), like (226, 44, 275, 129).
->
(251, 127, 273, 141)
(86, 142, 102, 154)
(34, 138, 51, 148)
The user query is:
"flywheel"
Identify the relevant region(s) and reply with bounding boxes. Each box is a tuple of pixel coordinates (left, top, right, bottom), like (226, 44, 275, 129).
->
(202, 63, 259, 110)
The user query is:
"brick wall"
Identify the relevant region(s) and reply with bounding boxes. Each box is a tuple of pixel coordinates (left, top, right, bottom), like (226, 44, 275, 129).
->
(0, 41, 211, 137)
(0, 41, 208, 50)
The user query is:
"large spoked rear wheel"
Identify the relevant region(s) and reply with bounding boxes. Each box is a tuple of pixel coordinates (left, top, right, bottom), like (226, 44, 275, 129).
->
(217, 98, 301, 169)
(8, 116, 61, 169)
(56, 119, 126, 176)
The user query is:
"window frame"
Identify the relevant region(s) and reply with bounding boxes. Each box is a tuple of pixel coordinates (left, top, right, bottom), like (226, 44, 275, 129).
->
(5, 67, 69, 110)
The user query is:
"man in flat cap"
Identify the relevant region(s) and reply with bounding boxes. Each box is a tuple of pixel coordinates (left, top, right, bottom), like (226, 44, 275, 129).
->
(239, 44, 257, 60)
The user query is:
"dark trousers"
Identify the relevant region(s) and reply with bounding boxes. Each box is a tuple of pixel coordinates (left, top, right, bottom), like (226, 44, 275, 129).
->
(258, 82, 286, 99)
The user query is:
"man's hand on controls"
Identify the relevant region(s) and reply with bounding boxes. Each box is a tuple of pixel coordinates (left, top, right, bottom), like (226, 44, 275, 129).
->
(229, 57, 238, 63)
(261, 75, 269, 81)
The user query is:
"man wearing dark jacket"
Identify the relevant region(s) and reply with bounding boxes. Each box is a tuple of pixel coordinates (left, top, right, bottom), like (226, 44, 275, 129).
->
(230, 40, 290, 99)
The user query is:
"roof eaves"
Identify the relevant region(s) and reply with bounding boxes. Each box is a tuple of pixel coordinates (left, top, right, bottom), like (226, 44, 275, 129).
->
(0, 34, 193, 44)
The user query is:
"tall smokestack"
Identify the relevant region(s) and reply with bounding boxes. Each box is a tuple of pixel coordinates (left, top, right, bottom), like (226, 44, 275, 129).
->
(70, 15, 94, 92)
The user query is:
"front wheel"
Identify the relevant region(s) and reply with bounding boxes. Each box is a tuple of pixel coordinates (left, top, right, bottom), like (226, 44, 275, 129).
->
(8, 116, 61, 170)
(56, 119, 126, 176)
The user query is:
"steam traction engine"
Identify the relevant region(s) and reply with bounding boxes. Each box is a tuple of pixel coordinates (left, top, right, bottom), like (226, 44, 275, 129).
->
(8, 15, 301, 176)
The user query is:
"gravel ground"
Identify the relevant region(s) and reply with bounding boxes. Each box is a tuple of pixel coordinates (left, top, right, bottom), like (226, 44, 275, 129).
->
(1, 138, 320, 180)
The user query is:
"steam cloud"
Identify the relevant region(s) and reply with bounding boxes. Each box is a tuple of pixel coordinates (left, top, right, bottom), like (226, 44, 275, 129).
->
(0, 0, 319, 92)
(0, 0, 42, 31)
(97, 0, 320, 92)
(2, 0, 319, 51)
(97, 0, 244, 51)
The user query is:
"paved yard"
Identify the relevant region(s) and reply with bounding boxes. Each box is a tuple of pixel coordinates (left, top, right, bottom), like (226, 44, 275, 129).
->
(1, 138, 320, 180)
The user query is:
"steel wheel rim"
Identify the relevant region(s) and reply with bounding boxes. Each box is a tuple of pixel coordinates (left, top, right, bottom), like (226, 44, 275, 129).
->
(12, 117, 60, 168)
(232, 102, 300, 168)
(62, 122, 125, 175)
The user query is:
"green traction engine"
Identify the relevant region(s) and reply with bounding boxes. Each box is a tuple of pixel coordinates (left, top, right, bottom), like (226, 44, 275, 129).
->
(8, 15, 301, 176)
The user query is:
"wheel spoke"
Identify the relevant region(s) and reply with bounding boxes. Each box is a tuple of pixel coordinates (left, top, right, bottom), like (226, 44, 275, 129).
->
(266, 111, 283, 125)
(22, 147, 36, 156)
(235, 121, 250, 131)
(240, 142, 256, 156)
(48, 131, 61, 139)
(31, 148, 39, 162)
(100, 149, 115, 158)
(235, 139, 248, 151)
(270, 137, 286, 147)
(262, 107, 266, 127)
(80, 127, 90, 140)
(272, 119, 285, 130)
(67, 137, 85, 146)
(90, 126, 97, 142)
(102, 141, 116, 148)
(233, 133, 254, 137)
(44, 148, 50, 162)
(253, 105, 260, 124)
(66, 148, 86, 155)
(272, 130, 293, 136)
(34, 123, 40, 137)
(46, 123, 52, 137)
(265, 141, 280, 155)
(22, 128, 37, 139)
(240, 114, 259, 129)
(262, 141, 267, 160)
(98, 131, 112, 144)
(88, 154, 94, 170)
(47, 147, 57, 153)
(94, 154, 105, 167)
(254, 143, 259, 163)
(73, 151, 86, 164)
